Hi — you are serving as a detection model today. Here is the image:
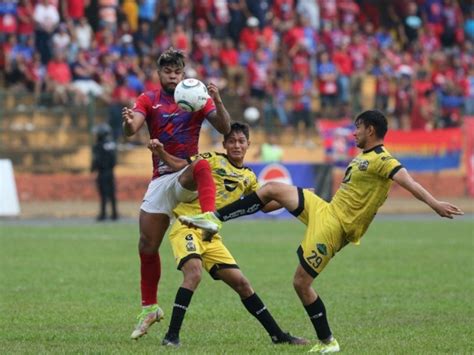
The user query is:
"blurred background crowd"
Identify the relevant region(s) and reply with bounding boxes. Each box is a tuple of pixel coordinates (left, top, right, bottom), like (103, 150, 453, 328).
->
(1, 0, 473, 141)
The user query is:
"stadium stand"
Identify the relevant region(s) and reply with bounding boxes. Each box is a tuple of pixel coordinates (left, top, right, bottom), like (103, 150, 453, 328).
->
(0, 0, 472, 174)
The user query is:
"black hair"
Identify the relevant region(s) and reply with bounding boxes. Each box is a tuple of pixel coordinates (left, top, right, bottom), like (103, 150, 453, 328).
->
(156, 47, 185, 70)
(354, 110, 388, 139)
(223, 122, 250, 142)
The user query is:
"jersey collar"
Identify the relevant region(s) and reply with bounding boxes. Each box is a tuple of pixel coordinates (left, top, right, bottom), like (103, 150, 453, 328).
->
(363, 144, 384, 154)
(221, 153, 244, 169)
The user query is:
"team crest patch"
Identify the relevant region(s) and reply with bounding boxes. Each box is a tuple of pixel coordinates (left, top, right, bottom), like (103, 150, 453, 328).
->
(186, 241, 196, 252)
(316, 243, 327, 256)
(215, 168, 227, 176)
(358, 160, 369, 171)
(185, 234, 193, 241)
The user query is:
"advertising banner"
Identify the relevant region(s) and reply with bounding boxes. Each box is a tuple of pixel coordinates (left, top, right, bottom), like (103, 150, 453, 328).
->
(385, 128, 462, 171)
(318, 119, 462, 172)
(246, 163, 332, 219)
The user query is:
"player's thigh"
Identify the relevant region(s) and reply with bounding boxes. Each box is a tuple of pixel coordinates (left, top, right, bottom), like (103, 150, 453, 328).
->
(139, 210, 169, 250)
(141, 172, 196, 217)
(202, 238, 239, 280)
(169, 224, 204, 270)
(297, 208, 343, 277)
(178, 159, 202, 190)
(260, 181, 299, 212)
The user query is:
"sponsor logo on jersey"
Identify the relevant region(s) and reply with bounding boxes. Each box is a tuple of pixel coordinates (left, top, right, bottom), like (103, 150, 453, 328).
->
(224, 178, 239, 192)
(358, 160, 369, 171)
(186, 241, 196, 252)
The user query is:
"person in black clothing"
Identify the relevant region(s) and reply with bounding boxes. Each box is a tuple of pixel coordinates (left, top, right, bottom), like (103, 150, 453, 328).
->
(91, 123, 118, 221)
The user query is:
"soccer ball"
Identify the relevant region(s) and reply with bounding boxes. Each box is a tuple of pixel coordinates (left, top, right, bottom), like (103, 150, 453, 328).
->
(243, 106, 260, 123)
(174, 78, 209, 112)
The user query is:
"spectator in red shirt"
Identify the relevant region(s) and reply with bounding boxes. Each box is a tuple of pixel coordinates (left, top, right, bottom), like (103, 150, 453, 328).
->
(219, 37, 244, 94)
(17, 0, 34, 43)
(46, 51, 72, 105)
(239, 16, 261, 52)
(61, 0, 86, 22)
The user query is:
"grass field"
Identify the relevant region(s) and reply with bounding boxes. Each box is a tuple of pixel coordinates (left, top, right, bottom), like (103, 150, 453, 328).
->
(1, 218, 473, 354)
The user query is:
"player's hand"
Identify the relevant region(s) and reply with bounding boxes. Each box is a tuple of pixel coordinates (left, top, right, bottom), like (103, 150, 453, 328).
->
(207, 82, 222, 104)
(434, 201, 464, 219)
(122, 107, 135, 125)
(148, 139, 164, 155)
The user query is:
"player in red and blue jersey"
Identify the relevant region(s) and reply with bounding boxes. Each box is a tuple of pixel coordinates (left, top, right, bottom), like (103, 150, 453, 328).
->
(122, 48, 231, 339)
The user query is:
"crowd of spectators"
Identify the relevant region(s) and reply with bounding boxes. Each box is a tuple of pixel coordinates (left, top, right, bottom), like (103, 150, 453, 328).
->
(0, 0, 473, 140)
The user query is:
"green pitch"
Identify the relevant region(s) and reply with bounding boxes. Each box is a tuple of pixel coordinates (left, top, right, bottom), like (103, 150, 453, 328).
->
(1, 219, 473, 354)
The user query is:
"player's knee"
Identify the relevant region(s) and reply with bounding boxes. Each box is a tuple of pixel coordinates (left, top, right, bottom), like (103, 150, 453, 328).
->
(182, 259, 202, 288)
(138, 235, 160, 253)
(261, 181, 283, 199)
(234, 275, 253, 298)
(293, 272, 309, 293)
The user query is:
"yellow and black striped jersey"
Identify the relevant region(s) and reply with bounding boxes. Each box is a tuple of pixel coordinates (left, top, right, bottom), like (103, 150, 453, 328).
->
(173, 151, 259, 217)
(330, 145, 402, 243)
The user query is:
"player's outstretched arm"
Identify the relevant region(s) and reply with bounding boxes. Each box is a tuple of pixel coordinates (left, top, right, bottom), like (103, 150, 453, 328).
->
(392, 168, 464, 219)
(148, 139, 188, 171)
(122, 107, 145, 137)
(206, 82, 231, 135)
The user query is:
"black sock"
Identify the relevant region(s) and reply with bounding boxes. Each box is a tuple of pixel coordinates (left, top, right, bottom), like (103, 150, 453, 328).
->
(304, 297, 332, 341)
(166, 287, 194, 339)
(215, 192, 265, 221)
(242, 293, 284, 340)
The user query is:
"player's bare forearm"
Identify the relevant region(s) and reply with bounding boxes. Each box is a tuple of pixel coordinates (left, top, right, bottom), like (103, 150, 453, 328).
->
(207, 82, 231, 134)
(122, 108, 145, 137)
(393, 168, 464, 218)
(211, 101, 231, 134)
(148, 139, 188, 171)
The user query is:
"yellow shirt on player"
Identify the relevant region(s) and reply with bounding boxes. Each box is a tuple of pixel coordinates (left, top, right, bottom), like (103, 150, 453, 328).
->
(330, 144, 402, 243)
(173, 152, 259, 217)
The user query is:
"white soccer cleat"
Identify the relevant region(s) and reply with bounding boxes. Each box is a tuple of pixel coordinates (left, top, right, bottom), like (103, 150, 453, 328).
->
(178, 212, 222, 234)
(131, 305, 164, 340)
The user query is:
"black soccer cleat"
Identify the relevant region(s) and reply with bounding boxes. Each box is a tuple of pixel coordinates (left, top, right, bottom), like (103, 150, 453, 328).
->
(272, 332, 310, 345)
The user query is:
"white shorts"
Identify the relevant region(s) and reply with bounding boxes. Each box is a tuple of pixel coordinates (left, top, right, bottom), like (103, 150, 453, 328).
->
(140, 169, 197, 217)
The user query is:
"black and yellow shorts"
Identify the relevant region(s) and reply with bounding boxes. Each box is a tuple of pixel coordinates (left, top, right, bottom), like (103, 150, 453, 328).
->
(292, 188, 348, 278)
(168, 222, 239, 280)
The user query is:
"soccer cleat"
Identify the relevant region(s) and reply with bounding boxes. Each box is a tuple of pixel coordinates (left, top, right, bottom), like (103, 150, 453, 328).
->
(162, 333, 180, 347)
(178, 212, 222, 234)
(272, 332, 310, 345)
(130, 304, 164, 340)
(308, 338, 340, 353)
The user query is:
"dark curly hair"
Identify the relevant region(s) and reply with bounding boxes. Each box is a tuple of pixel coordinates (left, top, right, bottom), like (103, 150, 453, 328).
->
(156, 47, 186, 70)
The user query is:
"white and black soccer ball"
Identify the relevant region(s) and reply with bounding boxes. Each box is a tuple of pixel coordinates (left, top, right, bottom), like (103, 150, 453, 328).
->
(174, 78, 209, 112)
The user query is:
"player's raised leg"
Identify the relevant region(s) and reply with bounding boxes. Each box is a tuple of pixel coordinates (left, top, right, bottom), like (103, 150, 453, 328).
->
(179, 182, 299, 232)
(131, 211, 169, 339)
(178, 159, 217, 213)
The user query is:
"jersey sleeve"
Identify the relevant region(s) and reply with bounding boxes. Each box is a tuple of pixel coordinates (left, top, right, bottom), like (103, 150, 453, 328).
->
(201, 97, 217, 118)
(132, 93, 152, 117)
(375, 154, 403, 179)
